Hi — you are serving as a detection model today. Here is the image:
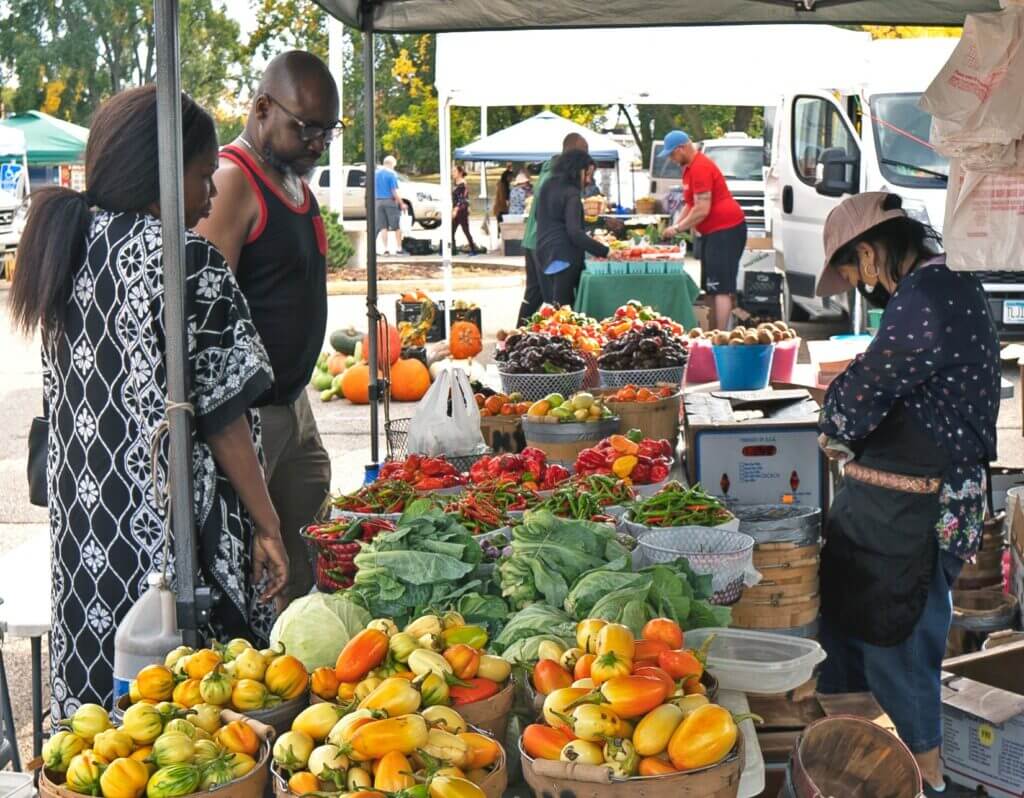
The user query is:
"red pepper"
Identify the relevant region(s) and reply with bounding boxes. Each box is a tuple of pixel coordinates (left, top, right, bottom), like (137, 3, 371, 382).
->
(449, 677, 501, 705)
(416, 477, 445, 491)
(632, 462, 652, 484)
(649, 463, 670, 483)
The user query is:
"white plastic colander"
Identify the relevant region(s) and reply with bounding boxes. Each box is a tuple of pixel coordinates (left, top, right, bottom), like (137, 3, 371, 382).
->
(633, 527, 760, 601)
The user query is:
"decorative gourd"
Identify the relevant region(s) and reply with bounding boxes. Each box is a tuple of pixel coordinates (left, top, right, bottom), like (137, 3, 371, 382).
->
(450, 321, 482, 360)
(330, 327, 363, 355)
(327, 353, 348, 376)
(390, 359, 431, 402)
(341, 363, 371, 404)
(362, 319, 402, 369)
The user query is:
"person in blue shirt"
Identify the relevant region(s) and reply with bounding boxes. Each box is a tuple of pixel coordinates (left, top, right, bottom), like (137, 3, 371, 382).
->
(814, 192, 999, 798)
(375, 155, 403, 255)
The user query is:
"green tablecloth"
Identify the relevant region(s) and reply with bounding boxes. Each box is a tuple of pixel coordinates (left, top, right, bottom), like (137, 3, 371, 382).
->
(575, 269, 700, 327)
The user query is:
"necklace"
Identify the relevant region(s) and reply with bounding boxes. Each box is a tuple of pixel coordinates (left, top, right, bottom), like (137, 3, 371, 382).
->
(238, 136, 303, 205)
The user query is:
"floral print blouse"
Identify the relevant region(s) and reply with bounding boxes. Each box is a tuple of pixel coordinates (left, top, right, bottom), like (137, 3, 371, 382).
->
(820, 258, 1000, 560)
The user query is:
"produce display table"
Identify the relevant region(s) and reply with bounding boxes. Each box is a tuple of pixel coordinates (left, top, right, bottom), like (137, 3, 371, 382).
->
(575, 268, 700, 329)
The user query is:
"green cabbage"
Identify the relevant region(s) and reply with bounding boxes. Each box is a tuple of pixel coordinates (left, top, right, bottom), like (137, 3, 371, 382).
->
(270, 592, 371, 670)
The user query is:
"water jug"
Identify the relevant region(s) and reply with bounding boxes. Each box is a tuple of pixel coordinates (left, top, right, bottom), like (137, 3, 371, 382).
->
(112, 572, 182, 701)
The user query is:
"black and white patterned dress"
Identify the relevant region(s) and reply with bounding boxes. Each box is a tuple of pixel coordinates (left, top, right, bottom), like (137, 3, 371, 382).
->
(44, 211, 275, 717)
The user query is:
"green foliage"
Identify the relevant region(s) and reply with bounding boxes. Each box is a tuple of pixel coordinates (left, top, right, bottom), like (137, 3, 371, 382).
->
(0, 0, 250, 123)
(322, 210, 355, 271)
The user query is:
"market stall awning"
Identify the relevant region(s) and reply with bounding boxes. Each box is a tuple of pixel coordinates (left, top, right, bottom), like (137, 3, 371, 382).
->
(316, 0, 997, 33)
(454, 112, 624, 163)
(0, 126, 26, 158)
(0, 111, 88, 166)
(437, 25, 873, 108)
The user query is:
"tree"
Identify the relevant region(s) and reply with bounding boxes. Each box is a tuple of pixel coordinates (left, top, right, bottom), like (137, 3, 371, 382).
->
(0, 0, 251, 123)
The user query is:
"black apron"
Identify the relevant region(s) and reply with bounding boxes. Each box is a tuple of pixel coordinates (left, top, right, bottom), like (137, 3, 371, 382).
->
(820, 405, 949, 647)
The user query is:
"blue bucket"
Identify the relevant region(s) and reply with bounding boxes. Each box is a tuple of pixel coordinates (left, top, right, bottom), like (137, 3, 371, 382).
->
(712, 344, 775, 391)
(829, 334, 874, 343)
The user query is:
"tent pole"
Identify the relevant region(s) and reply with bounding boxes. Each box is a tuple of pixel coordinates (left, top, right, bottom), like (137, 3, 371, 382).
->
(439, 97, 454, 340)
(363, 25, 380, 466)
(328, 17, 345, 220)
(154, 0, 202, 645)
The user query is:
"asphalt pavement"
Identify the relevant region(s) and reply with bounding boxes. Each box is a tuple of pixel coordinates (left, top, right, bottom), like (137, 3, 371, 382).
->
(1, 275, 1022, 768)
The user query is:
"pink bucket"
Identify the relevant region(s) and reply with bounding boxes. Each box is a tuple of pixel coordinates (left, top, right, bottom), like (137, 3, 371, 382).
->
(770, 337, 801, 383)
(685, 338, 718, 384)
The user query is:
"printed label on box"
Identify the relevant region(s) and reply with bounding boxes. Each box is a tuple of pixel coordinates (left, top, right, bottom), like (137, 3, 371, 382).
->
(943, 705, 1024, 797)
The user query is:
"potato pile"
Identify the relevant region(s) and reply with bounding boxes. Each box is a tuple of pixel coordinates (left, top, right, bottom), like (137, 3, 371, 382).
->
(687, 321, 796, 346)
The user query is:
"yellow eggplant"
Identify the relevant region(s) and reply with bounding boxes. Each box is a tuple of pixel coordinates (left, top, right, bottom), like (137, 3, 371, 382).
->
(404, 615, 442, 639)
(223, 752, 256, 779)
(128, 681, 142, 705)
(231, 678, 273, 712)
(273, 730, 315, 771)
(163, 646, 194, 671)
(64, 703, 112, 744)
(198, 667, 234, 707)
(408, 650, 452, 679)
(440, 626, 487, 650)
(161, 719, 195, 740)
(441, 611, 465, 630)
(122, 703, 164, 746)
(199, 758, 235, 791)
(136, 665, 175, 703)
(671, 694, 710, 717)
(192, 739, 223, 767)
(354, 676, 383, 702)
(428, 775, 485, 798)
(557, 704, 622, 742)
(152, 702, 185, 724)
(184, 649, 223, 681)
(596, 623, 635, 661)
(420, 706, 467, 734)
(419, 673, 450, 707)
(541, 687, 590, 731)
(292, 702, 348, 743)
(388, 633, 421, 664)
(603, 737, 639, 777)
(93, 729, 134, 761)
(367, 618, 399, 638)
(559, 648, 584, 673)
(145, 763, 201, 798)
(575, 619, 607, 654)
(66, 750, 108, 795)
(421, 728, 470, 768)
(373, 750, 416, 792)
(42, 730, 87, 772)
(99, 757, 149, 798)
(537, 640, 566, 663)
(186, 703, 222, 735)
(346, 767, 372, 791)
(221, 638, 253, 662)
(171, 679, 203, 709)
(358, 676, 422, 716)
(348, 714, 428, 760)
(559, 740, 604, 766)
(417, 633, 445, 652)
(231, 648, 268, 682)
(475, 655, 511, 684)
(326, 709, 382, 749)
(572, 678, 595, 689)
(129, 747, 157, 777)
(307, 744, 350, 789)
(151, 732, 196, 767)
(264, 655, 309, 701)
(633, 703, 684, 756)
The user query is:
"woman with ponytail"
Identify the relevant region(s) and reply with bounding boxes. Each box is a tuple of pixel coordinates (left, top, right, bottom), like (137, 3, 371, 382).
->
(10, 85, 288, 717)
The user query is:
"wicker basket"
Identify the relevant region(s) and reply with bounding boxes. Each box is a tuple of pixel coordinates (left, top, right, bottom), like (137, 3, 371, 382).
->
(113, 693, 306, 737)
(598, 365, 687, 389)
(583, 196, 607, 217)
(634, 197, 658, 215)
(499, 369, 586, 401)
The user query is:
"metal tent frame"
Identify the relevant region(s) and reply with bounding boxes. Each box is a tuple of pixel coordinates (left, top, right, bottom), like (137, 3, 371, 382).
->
(156, 0, 997, 639)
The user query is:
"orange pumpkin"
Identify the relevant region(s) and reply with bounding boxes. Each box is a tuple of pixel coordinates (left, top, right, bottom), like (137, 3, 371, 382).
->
(390, 359, 431, 402)
(362, 319, 402, 368)
(342, 363, 371, 404)
(327, 353, 348, 376)
(450, 321, 482, 359)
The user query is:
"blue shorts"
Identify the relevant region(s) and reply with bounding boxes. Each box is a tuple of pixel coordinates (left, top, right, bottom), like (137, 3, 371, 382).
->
(817, 547, 963, 753)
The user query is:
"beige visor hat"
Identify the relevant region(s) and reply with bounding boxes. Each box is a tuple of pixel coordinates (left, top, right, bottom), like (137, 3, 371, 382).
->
(816, 192, 907, 298)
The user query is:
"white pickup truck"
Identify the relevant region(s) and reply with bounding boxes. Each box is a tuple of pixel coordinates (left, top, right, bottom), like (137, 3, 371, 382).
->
(309, 164, 442, 229)
(765, 37, 1020, 334)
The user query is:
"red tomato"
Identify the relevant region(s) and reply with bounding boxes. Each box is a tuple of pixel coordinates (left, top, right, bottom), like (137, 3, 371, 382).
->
(642, 618, 684, 650)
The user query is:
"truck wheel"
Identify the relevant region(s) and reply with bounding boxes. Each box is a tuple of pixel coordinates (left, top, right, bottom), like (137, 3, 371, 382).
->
(420, 219, 441, 230)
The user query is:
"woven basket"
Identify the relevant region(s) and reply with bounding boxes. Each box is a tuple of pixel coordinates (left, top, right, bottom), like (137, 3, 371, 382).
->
(583, 196, 606, 217)
(598, 365, 687, 389)
(634, 197, 658, 215)
(631, 525, 757, 596)
(499, 369, 586, 401)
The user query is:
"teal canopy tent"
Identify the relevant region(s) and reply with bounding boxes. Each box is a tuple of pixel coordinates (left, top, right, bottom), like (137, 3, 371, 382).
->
(0, 111, 88, 166)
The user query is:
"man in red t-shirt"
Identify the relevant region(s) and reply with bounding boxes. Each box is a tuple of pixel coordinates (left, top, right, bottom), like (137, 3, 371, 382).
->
(661, 130, 747, 330)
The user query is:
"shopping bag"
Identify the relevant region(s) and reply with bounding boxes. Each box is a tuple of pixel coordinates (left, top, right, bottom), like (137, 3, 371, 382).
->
(399, 210, 413, 235)
(943, 158, 1024, 271)
(406, 368, 487, 457)
(920, 8, 1024, 145)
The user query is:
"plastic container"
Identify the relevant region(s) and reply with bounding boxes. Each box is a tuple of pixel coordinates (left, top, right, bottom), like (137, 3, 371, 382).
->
(733, 505, 822, 546)
(684, 338, 718, 384)
(112, 572, 182, 702)
(0, 772, 34, 798)
(632, 527, 758, 602)
(712, 345, 774, 391)
(769, 337, 801, 383)
(683, 628, 826, 695)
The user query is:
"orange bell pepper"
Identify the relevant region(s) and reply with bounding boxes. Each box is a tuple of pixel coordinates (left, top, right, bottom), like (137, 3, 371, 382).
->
(608, 435, 640, 456)
(522, 724, 573, 761)
(667, 704, 760, 771)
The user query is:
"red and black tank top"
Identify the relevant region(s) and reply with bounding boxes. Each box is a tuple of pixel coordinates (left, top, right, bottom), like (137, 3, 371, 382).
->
(221, 144, 328, 406)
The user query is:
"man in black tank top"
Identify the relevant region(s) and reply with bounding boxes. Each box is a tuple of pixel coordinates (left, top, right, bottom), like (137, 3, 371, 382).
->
(197, 51, 340, 609)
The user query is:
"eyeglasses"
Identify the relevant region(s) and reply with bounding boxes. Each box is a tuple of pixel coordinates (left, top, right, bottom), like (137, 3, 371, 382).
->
(265, 94, 343, 144)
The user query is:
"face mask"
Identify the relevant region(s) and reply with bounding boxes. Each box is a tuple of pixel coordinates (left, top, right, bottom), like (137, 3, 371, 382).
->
(857, 279, 892, 309)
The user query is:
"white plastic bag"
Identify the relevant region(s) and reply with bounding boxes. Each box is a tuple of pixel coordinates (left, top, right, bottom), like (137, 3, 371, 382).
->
(399, 210, 413, 235)
(406, 368, 486, 457)
(944, 158, 1024, 270)
(920, 8, 1024, 144)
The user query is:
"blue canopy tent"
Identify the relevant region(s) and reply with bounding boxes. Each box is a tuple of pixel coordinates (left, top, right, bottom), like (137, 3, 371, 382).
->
(454, 111, 623, 165)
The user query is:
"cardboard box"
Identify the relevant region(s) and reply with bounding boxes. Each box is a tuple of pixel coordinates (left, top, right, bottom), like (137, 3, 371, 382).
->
(683, 386, 827, 510)
(746, 235, 773, 251)
(941, 641, 1024, 796)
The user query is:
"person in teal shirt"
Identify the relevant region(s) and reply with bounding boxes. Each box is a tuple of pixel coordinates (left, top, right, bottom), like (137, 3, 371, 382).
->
(518, 132, 588, 323)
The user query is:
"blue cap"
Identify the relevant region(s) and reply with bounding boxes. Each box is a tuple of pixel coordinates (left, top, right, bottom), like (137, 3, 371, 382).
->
(660, 130, 691, 157)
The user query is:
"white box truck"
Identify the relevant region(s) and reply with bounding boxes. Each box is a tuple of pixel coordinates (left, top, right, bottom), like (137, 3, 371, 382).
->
(764, 37, 1019, 332)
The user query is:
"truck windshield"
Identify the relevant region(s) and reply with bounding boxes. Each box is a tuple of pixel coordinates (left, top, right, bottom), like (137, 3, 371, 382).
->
(869, 93, 948, 189)
(703, 146, 763, 181)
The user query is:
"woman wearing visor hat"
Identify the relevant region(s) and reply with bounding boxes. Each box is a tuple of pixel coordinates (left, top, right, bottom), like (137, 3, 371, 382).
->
(815, 192, 999, 796)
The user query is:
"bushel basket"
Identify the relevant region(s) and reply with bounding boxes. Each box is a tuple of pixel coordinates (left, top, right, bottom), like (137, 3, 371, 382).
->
(113, 693, 307, 737)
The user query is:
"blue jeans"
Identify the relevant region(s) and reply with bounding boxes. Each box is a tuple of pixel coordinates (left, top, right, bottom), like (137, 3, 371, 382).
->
(818, 547, 963, 753)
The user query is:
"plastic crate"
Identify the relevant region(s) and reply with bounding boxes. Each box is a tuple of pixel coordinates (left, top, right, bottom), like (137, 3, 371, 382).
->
(663, 261, 685, 274)
(585, 260, 611, 275)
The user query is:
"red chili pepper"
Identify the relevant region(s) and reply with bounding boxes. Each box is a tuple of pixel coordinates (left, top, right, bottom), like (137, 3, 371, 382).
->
(449, 677, 501, 705)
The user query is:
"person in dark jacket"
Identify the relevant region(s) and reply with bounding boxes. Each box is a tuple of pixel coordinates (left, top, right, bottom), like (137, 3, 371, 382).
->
(534, 150, 609, 306)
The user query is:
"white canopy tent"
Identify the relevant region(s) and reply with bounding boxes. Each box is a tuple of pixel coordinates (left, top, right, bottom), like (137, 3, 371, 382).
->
(454, 111, 625, 163)
(0, 126, 29, 198)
